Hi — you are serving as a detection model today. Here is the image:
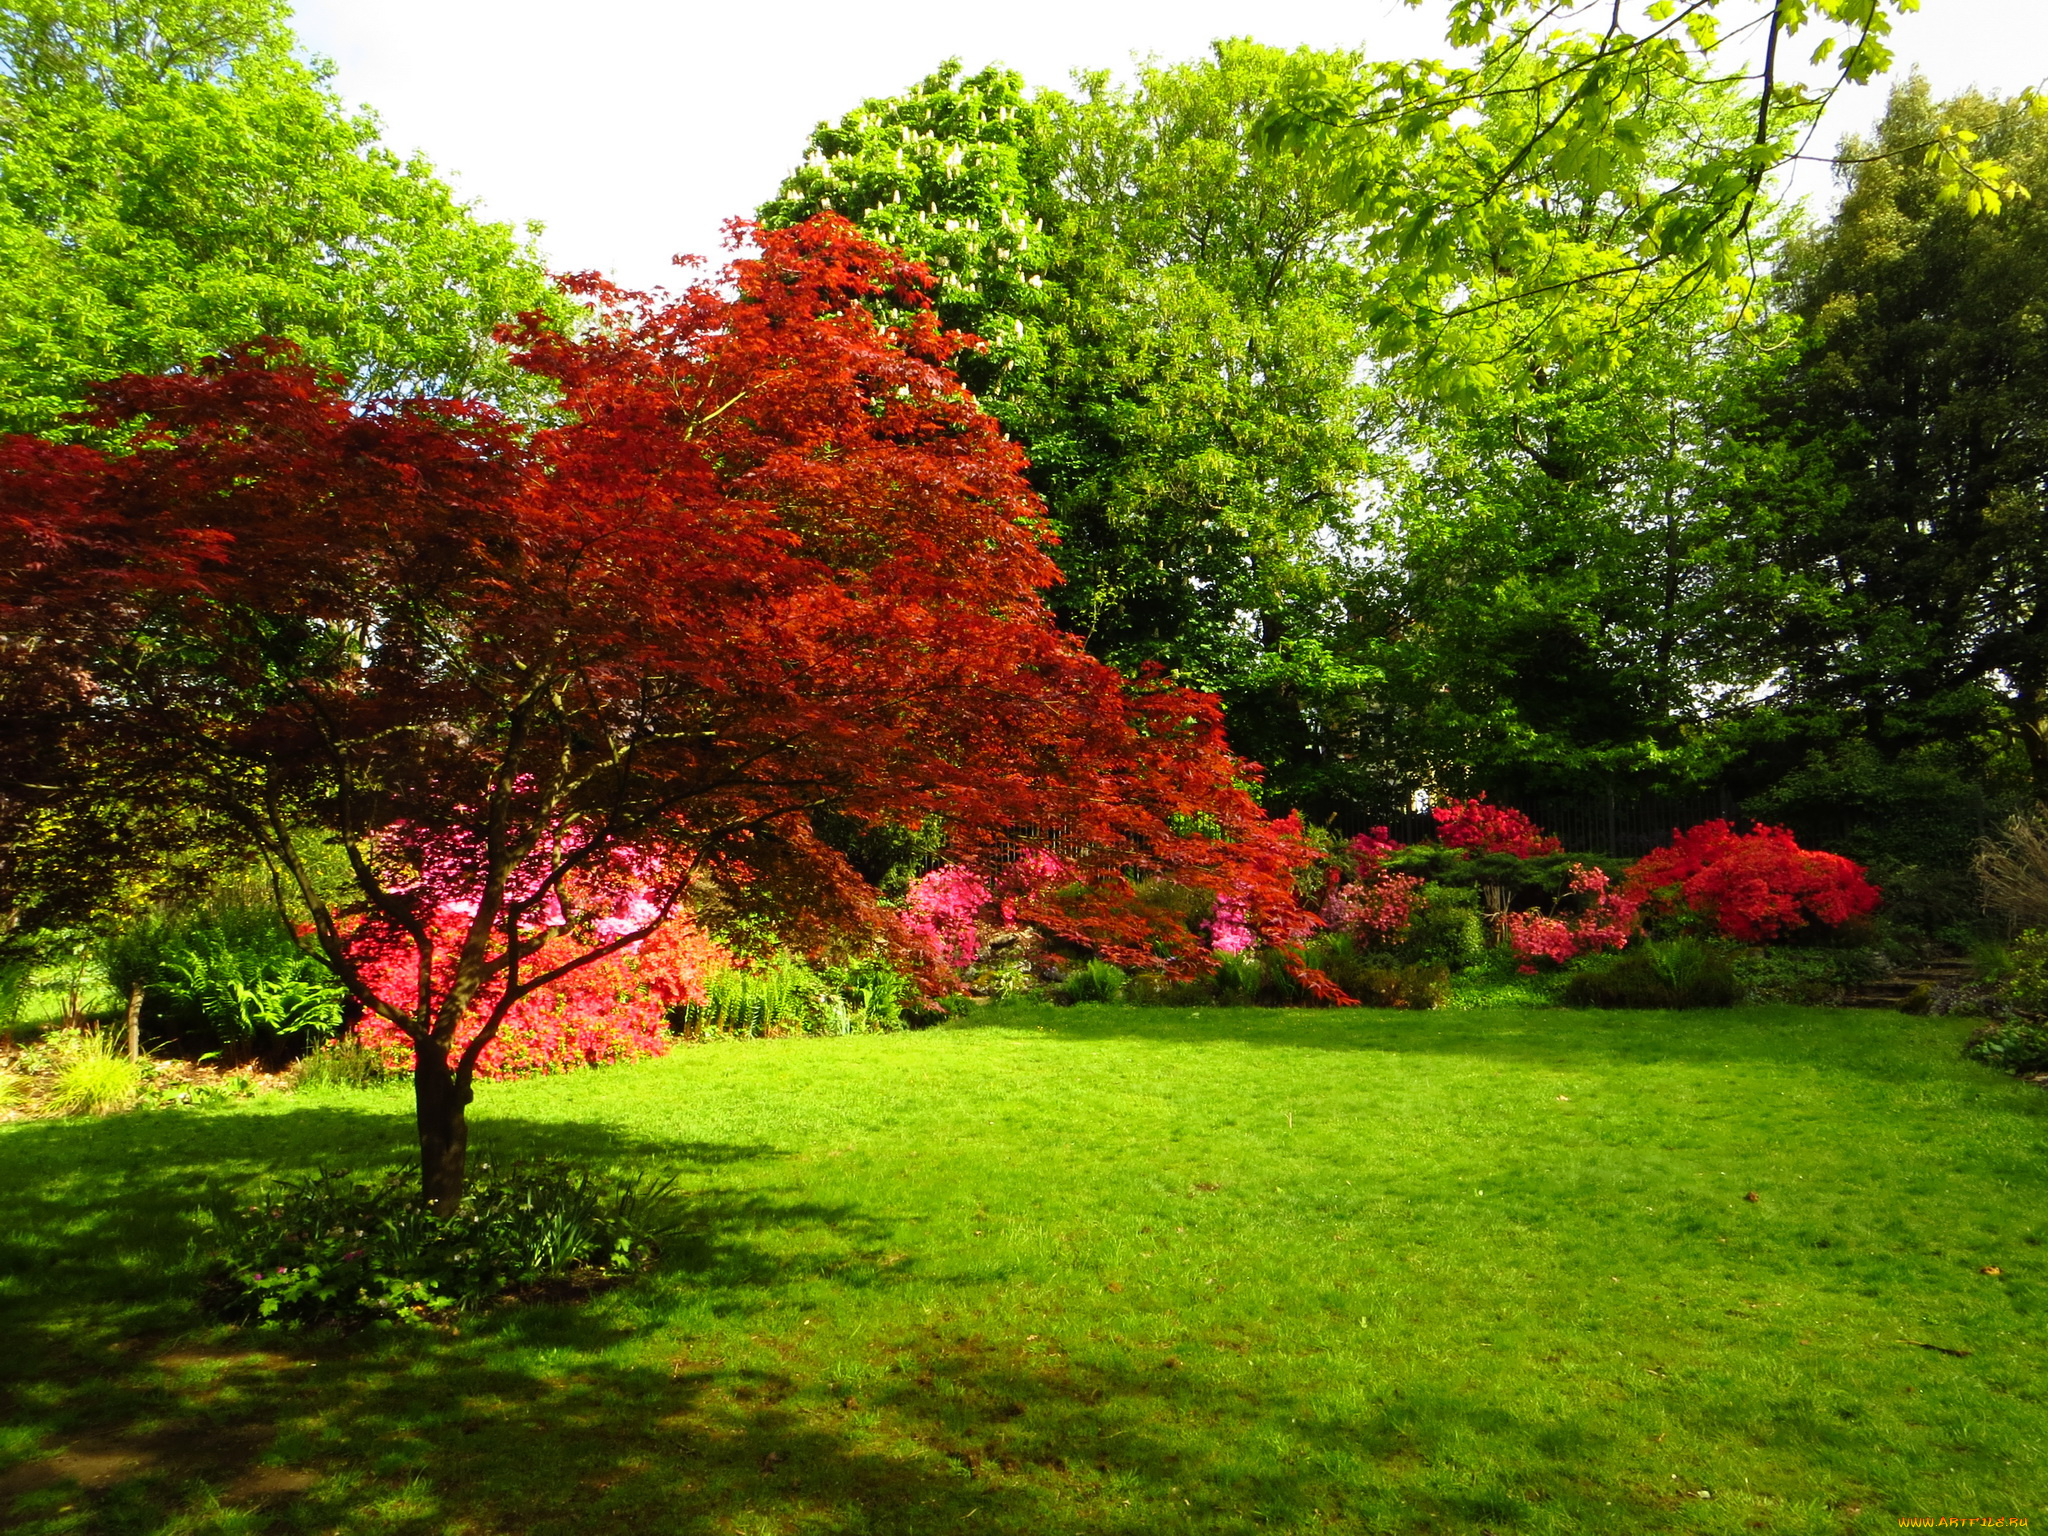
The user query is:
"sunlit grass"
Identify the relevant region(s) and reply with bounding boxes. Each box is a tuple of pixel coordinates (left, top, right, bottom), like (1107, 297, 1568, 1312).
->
(2, 1002, 2043, 1534)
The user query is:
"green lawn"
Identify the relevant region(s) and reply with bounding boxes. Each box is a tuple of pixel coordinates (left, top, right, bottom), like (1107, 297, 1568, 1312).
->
(2, 1003, 2044, 1535)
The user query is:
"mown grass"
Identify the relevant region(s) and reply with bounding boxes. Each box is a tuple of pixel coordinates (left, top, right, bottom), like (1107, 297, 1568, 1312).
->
(1, 1002, 2043, 1535)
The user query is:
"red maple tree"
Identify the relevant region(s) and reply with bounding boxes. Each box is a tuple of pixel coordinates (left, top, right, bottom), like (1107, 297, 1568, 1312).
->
(0, 217, 1315, 1208)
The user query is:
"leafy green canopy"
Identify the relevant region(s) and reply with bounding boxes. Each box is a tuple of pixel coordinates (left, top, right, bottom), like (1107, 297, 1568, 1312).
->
(764, 46, 1384, 736)
(0, 0, 562, 436)
(1255, 0, 2043, 401)
(1742, 79, 2048, 794)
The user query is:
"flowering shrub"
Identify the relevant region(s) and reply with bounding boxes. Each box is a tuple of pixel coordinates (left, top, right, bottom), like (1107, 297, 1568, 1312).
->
(1204, 892, 1256, 954)
(1501, 864, 1641, 967)
(1431, 796, 1563, 857)
(903, 864, 992, 969)
(1348, 826, 1407, 866)
(1626, 821, 1880, 942)
(343, 821, 728, 1079)
(1323, 870, 1425, 947)
(995, 849, 1072, 925)
(351, 910, 724, 1079)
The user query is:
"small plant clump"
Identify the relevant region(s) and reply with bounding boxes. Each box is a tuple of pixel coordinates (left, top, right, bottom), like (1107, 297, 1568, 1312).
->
(3, 1028, 281, 1119)
(1561, 938, 1741, 1009)
(292, 1037, 392, 1090)
(7, 1028, 142, 1116)
(1963, 1018, 2048, 1079)
(202, 1159, 677, 1327)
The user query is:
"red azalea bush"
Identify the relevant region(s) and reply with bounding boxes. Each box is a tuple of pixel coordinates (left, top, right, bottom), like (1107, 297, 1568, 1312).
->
(1431, 795, 1563, 857)
(1348, 826, 1407, 866)
(1501, 864, 1642, 967)
(344, 823, 728, 1079)
(1626, 820, 1880, 942)
(351, 909, 726, 1079)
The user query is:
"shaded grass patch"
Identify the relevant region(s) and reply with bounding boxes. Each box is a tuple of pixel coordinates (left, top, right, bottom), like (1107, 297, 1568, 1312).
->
(2, 1003, 2044, 1534)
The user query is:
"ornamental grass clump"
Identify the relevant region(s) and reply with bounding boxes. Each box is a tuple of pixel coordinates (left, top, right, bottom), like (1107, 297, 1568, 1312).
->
(41, 1028, 143, 1115)
(203, 1159, 677, 1327)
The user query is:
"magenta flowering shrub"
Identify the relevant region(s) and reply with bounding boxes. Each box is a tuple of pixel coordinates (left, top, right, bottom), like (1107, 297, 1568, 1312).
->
(1323, 869, 1425, 946)
(350, 910, 725, 1079)
(1500, 864, 1641, 969)
(1204, 891, 1255, 954)
(903, 864, 993, 969)
(995, 848, 1072, 924)
(1348, 826, 1406, 865)
(343, 822, 727, 1079)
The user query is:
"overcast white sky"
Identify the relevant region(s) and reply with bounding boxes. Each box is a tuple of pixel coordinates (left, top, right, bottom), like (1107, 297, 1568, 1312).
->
(289, 0, 2048, 292)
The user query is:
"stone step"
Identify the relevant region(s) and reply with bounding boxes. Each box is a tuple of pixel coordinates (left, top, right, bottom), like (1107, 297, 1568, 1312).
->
(1842, 962, 1979, 1009)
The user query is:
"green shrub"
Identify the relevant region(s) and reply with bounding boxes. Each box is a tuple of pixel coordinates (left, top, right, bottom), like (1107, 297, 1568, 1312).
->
(103, 904, 343, 1050)
(202, 1159, 675, 1327)
(45, 1029, 143, 1115)
(2002, 928, 2048, 1015)
(294, 1037, 390, 1090)
(676, 953, 912, 1037)
(1212, 950, 1264, 1004)
(1130, 880, 1216, 928)
(1298, 935, 1448, 1009)
(1124, 970, 1216, 1006)
(683, 957, 818, 1036)
(0, 955, 34, 1033)
(1562, 939, 1739, 1009)
(1397, 885, 1486, 969)
(1063, 959, 1128, 1004)
(1963, 1019, 2048, 1076)
(1731, 947, 1879, 1006)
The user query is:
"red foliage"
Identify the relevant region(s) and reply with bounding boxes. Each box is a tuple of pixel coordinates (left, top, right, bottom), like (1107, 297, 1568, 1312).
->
(1501, 864, 1642, 965)
(1431, 796, 1562, 857)
(1324, 869, 1425, 947)
(1347, 826, 1406, 866)
(0, 214, 1319, 1196)
(1626, 821, 1880, 942)
(351, 906, 725, 1079)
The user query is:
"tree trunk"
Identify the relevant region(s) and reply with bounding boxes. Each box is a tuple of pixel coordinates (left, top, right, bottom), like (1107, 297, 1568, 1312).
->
(124, 981, 143, 1063)
(414, 1045, 473, 1217)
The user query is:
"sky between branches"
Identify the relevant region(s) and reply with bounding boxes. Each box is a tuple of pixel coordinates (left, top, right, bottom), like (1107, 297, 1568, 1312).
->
(291, 0, 2045, 293)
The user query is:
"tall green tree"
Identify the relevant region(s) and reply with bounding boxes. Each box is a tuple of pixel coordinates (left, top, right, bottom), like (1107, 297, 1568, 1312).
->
(1745, 79, 2048, 794)
(1335, 304, 1797, 808)
(757, 59, 1045, 401)
(0, 0, 561, 435)
(766, 45, 1385, 793)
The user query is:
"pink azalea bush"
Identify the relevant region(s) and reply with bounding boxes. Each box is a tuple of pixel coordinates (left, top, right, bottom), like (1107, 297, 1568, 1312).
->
(1501, 864, 1641, 969)
(1204, 891, 1256, 954)
(1323, 869, 1425, 946)
(903, 864, 993, 969)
